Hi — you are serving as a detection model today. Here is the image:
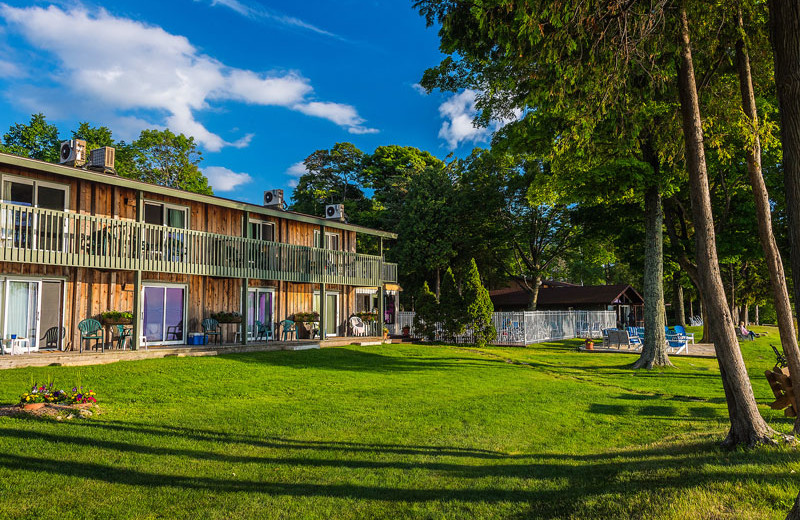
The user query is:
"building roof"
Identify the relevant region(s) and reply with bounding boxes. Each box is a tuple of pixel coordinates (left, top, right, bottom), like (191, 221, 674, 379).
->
(489, 280, 643, 308)
(0, 152, 397, 239)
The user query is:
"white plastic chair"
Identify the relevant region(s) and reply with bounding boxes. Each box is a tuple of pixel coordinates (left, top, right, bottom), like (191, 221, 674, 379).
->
(349, 316, 366, 336)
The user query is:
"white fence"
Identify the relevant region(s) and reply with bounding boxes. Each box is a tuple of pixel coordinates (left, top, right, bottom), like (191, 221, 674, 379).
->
(390, 310, 616, 346)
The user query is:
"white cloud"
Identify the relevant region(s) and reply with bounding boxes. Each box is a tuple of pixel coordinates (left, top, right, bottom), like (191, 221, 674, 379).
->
(0, 4, 375, 151)
(438, 90, 491, 149)
(285, 161, 307, 188)
(286, 161, 307, 178)
(203, 166, 253, 192)
(294, 102, 379, 135)
(437, 89, 521, 150)
(0, 58, 23, 78)
(201, 0, 342, 40)
(411, 83, 427, 95)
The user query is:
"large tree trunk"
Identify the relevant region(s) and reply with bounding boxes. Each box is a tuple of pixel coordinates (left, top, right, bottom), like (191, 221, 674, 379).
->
(673, 281, 686, 328)
(769, 0, 800, 439)
(526, 276, 541, 311)
(769, 0, 800, 321)
(677, 6, 776, 447)
(633, 184, 671, 368)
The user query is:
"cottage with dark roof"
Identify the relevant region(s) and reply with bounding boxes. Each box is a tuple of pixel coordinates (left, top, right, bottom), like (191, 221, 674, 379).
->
(489, 280, 644, 327)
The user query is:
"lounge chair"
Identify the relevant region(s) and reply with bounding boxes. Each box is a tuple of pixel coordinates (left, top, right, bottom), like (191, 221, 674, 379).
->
(673, 325, 694, 344)
(666, 335, 689, 355)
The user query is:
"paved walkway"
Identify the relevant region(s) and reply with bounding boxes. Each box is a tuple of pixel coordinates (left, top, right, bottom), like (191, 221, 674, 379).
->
(0, 336, 387, 370)
(580, 343, 717, 359)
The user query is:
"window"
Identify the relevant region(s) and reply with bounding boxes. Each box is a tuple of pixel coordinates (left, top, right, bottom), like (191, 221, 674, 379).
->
(248, 220, 275, 241)
(1, 176, 69, 251)
(313, 230, 340, 250)
(142, 202, 188, 261)
(2, 177, 68, 210)
(143, 202, 188, 229)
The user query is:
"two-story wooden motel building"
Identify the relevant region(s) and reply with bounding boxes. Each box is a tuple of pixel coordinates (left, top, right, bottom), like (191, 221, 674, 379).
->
(0, 150, 398, 351)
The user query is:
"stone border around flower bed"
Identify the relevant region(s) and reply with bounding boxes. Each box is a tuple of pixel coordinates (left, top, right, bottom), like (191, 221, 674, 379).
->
(0, 402, 98, 420)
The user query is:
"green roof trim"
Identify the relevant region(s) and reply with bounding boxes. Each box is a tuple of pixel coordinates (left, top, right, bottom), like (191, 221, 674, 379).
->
(0, 152, 397, 239)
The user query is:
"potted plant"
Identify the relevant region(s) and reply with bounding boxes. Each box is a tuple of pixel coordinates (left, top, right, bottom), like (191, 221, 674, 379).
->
(100, 311, 133, 326)
(210, 311, 242, 324)
(356, 311, 378, 323)
(293, 311, 320, 323)
(584, 338, 594, 350)
(292, 312, 320, 339)
(383, 327, 389, 340)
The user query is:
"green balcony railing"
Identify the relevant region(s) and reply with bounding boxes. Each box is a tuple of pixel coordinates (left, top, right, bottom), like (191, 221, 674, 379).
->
(0, 203, 398, 285)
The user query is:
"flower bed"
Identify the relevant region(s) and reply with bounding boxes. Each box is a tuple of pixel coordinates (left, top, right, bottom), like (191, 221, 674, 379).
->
(20, 381, 97, 406)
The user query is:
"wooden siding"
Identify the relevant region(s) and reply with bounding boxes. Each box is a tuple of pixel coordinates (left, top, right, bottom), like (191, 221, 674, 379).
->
(0, 262, 361, 349)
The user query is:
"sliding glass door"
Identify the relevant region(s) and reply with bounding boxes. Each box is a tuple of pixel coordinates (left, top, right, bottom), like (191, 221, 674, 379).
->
(247, 289, 274, 339)
(142, 285, 185, 344)
(313, 292, 339, 337)
(4, 280, 40, 347)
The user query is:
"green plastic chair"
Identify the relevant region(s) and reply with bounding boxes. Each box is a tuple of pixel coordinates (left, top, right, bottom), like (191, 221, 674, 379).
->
(253, 320, 271, 342)
(40, 326, 66, 351)
(78, 319, 104, 353)
(116, 325, 133, 350)
(202, 318, 221, 345)
(279, 319, 296, 341)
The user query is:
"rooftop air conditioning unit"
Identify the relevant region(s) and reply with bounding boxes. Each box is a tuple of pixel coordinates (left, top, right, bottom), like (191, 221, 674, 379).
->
(263, 189, 284, 208)
(59, 139, 87, 167)
(325, 204, 345, 222)
(88, 146, 116, 173)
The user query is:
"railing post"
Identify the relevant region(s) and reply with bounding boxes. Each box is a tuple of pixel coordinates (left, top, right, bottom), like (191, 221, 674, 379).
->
(131, 269, 142, 350)
(241, 215, 248, 345)
(379, 238, 385, 339)
(131, 190, 144, 351)
(319, 223, 326, 340)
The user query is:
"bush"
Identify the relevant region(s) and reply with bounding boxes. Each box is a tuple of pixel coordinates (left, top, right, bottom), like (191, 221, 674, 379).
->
(439, 268, 465, 341)
(414, 282, 439, 341)
(462, 259, 496, 346)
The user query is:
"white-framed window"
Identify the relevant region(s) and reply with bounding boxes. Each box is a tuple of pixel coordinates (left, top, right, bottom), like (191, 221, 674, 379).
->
(143, 201, 188, 229)
(249, 219, 276, 241)
(1, 175, 69, 211)
(142, 201, 189, 262)
(1, 175, 70, 251)
(313, 230, 340, 250)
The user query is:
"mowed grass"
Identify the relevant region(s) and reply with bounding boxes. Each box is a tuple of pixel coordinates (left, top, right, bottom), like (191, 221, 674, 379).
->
(0, 326, 797, 519)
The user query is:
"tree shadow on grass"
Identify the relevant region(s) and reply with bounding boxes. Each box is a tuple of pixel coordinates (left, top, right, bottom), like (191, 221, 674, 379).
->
(226, 347, 513, 373)
(0, 426, 794, 519)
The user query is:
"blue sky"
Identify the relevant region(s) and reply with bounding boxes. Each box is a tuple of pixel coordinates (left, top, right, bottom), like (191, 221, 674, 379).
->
(0, 0, 495, 205)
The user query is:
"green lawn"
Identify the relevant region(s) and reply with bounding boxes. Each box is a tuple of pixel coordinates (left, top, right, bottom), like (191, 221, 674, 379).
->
(0, 327, 797, 519)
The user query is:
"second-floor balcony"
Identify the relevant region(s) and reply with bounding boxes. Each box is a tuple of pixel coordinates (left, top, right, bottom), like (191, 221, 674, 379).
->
(0, 203, 399, 286)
